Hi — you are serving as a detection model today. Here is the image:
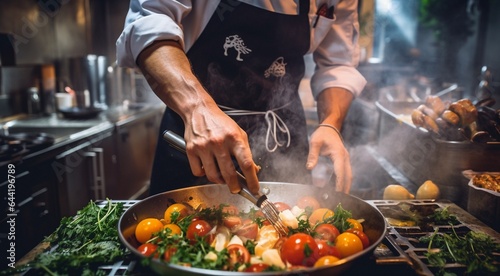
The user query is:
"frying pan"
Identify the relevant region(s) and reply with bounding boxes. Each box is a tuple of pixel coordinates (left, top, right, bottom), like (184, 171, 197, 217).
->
(118, 183, 387, 275)
(58, 107, 103, 119)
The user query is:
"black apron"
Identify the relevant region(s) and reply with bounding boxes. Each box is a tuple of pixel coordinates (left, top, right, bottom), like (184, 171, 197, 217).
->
(150, 0, 311, 195)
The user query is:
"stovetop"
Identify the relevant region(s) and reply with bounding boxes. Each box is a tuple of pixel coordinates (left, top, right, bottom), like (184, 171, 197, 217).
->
(90, 199, 499, 276)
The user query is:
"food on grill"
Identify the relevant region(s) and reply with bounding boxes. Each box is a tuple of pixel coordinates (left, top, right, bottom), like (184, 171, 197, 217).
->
(132, 197, 369, 271)
(411, 95, 500, 142)
(416, 180, 440, 199)
(383, 184, 415, 200)
(472, 173, 500, 193)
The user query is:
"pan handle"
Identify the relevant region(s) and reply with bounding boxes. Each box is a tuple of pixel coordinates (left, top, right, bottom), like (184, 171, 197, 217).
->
(162, 130, 263, 206)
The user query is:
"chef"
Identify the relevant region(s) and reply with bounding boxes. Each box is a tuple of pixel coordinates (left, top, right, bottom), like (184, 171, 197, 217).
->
(116, 0, 366, 196)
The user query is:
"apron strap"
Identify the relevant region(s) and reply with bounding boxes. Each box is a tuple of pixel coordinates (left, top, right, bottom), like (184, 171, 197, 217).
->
(218, 104, 292, 152)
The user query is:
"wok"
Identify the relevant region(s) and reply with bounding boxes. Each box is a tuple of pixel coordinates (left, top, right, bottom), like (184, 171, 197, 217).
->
(118, 182, 387, 275)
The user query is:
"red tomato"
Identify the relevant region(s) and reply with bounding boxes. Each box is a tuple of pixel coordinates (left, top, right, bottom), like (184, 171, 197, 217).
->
(186, 220, 213, 243)
(314, 223, 340, 242)
(273, 237, 288, 252)
(273, 202, 291, 212)
(244, 263, 270, 272)
(227, 244, 250, 268)
(137, 243, 158, 257)
(235, 219, 258, 240)
(316, 239, 341, 258)
(163, 246, 177, 262)
(223, 215, 242, 229)
(222, 205, 239, 215)
(280, 233, 320, 267)
(345, 228, 370, 249)
(297, 196, 321, 210)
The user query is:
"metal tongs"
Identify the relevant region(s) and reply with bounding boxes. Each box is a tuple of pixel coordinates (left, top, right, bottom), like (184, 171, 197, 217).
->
(163, 130, 288, 237)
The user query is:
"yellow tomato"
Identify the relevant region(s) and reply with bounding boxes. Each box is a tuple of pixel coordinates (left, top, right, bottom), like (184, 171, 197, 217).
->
(164, 223, 182, 236)
(346, 218, 363, 232)
(164, 203, 190, 223)
(313, 255, 340, 268)
(308, 208, 334, 227)
(135, 218, 164, 244)
(335, 232, 363, 258)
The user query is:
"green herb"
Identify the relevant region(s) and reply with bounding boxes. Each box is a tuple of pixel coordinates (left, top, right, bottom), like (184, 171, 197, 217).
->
(428, 206, 460, 226)
(323, 203, 352, 232)
(3, 199, 127, 276)
(419, 228, 500, 275)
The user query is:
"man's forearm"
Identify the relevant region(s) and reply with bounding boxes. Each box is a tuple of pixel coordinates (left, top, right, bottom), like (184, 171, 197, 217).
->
(316, 87, 354, 129)
(136, 40, 219, 124)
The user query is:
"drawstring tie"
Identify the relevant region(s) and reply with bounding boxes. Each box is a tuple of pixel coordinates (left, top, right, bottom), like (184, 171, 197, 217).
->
(218, 104, 291, 152)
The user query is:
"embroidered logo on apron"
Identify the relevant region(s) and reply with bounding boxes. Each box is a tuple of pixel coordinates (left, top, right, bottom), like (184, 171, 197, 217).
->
(223, 35, 252, 61)
(264, 57, 287, 78)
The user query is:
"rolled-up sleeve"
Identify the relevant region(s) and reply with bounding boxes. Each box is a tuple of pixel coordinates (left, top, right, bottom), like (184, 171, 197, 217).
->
(116, 0, 193, 68)
(310, 0, 366, 98)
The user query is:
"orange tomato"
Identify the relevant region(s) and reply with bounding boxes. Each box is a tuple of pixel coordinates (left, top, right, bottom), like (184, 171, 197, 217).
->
(346, 218, 363, 232)
(313, 255, 340, 267)
(334, 232, 363, 258)
(164, 203, 190, 223)
(135, 218, 164, 244)
(308, 208, 334, 227)
(164, 223, 182, 236)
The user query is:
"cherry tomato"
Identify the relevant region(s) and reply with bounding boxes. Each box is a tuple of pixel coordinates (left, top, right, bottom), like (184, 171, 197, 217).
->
(346, 218, 363, 232)
(308, 208, 334, 227)
(235, 219, 258, 240)
(316, 239, 341, 258)
(313, 255, 340, 268)
(135, 218, 164, 244)
(244, 263, 270, 272)
(334, 232, 363, 258)
(227, 244, 251, 268)
(273, 202, 291, 211)
(345, 228, 370, 249)
(186, 219, 213, 243)
(137, 243, 158, 257)
(164, 203, 190, 223)
(297, 196, 321, 211)
(273, 237, 288, 252)
(163, 246, 177, 262)
(280, 233, 320, 267)
(222, 205, 239, 215)
(314, 223, 340, 242)
(163, 223, 182, 236)
(223, 215, 242, 229)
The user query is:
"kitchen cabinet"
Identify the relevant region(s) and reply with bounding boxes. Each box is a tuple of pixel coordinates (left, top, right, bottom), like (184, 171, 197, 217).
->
(0, 161, 60, 267)
(108, 110, 162, 200)
(53, 130, 117, 217)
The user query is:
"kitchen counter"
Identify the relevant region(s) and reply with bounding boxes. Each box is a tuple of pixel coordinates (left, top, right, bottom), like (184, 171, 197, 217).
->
(0, 103, 165, 168)
(0, 103, 165, 264)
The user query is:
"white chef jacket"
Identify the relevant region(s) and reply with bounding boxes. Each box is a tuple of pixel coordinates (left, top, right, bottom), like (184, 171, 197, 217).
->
(116, 0, 367, 98)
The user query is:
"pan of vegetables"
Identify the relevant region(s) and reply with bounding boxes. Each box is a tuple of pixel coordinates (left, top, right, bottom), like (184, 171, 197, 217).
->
(118, 182, 387, 275)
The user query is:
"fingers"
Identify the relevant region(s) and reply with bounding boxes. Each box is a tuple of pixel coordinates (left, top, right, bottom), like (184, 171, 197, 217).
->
(185, 129, 259, 195)
(333, 151, 352, 193)
(308, 126, 352, 193)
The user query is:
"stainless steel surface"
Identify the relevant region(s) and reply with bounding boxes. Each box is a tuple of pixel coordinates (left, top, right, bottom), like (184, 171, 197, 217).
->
(118, 183, 387, 275)
(162, 130, 288, 237)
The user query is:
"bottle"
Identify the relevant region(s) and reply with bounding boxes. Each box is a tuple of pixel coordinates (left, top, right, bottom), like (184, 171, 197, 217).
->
(41, 64, 56, 114)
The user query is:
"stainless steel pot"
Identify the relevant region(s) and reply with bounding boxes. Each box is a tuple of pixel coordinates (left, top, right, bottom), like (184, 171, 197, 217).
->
(118, 182, 387, 275)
